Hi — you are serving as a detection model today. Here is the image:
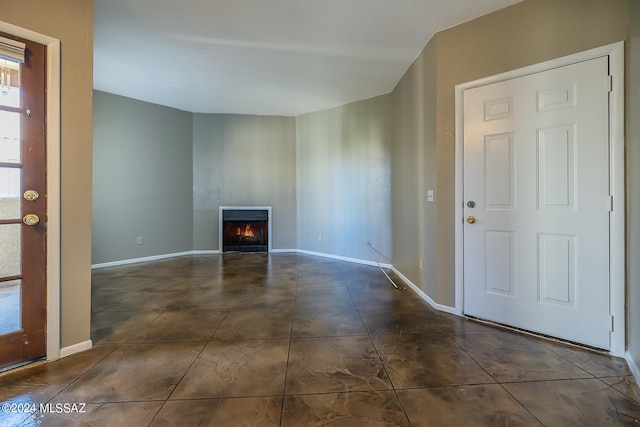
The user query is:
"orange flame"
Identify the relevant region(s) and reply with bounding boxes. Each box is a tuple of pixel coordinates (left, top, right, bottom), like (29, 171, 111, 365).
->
(236, 224, 255, 237)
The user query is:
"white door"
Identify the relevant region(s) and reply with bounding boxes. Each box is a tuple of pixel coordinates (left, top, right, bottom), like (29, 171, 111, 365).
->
(462, 56, 611, 349)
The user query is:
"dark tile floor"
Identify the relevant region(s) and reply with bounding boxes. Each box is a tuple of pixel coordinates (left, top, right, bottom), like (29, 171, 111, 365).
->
(1, 253, 639, 426)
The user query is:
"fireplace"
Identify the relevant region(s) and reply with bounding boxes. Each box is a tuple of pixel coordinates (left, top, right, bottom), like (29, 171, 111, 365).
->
(220, 207, 271, 252)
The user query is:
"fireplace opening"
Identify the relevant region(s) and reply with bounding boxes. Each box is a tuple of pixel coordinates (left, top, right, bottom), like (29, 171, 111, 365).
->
(222, 209, 269, 252)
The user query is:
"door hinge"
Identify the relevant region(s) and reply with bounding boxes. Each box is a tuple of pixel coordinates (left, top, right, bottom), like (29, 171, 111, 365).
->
(608, 195, 614, 212)
(607, 75, 613, 93)
(611, 315, 615, 332)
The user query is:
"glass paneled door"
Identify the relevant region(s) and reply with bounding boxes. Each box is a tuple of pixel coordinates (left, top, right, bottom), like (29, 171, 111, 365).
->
(0, 34, 47, 370)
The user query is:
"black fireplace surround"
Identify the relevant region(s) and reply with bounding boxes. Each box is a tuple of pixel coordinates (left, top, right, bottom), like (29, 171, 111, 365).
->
(222, 209, 269, 252)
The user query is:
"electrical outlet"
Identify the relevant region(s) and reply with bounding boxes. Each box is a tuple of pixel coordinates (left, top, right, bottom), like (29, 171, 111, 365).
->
(419, 258, 424, 270)
(136, 237, 143, 245)
(318, 234, 322, 241)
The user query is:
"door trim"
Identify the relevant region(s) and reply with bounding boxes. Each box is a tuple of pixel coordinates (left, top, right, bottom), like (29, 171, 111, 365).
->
(0, 21, 61, 361)
(454, 42, 625, 356)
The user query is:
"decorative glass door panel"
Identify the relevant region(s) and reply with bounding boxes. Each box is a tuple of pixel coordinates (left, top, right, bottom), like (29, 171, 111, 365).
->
(0, 34, 47, 370)
(0, 63, 23, 338)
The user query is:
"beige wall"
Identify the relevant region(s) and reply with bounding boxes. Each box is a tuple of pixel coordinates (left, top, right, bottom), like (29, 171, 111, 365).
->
(627, 0, 640, 371)
(390, 40, 438, 296)
(391, 0, 628, 307)
(0, 1, 94, 347)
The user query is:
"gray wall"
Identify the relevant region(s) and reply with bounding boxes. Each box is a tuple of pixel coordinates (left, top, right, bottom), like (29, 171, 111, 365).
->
(296, 96, 392, 261)
(627, 0, 640, 374)
(92, 91, 194, 264)
(192, 114, 297, 251)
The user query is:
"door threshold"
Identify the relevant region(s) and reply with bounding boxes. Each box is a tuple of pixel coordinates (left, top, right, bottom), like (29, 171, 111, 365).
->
(0, 356, 46, 374)
(465, 316, 610, 355)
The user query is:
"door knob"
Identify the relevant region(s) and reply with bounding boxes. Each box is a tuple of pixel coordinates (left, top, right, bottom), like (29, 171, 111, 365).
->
(23, 214, 40, 226)
(466, 215, 477, 224)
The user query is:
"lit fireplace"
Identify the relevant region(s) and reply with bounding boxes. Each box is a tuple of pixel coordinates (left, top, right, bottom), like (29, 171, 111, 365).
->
(220, 208, 270, 252)
(237, 224, 256, 240)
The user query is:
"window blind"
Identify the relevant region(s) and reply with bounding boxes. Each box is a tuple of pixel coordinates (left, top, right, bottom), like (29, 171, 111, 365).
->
(0, 36, 25, 63)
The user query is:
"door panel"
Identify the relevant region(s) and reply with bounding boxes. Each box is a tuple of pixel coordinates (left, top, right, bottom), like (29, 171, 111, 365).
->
(463, 56, 610, 349)
(0, 34, 47, 369)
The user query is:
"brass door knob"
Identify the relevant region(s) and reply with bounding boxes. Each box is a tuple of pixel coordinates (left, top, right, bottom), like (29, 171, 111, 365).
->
(466, 215, 477, 224)
(23, 214, 40, 226)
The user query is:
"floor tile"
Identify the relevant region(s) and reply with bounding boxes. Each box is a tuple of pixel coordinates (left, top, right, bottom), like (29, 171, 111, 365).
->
(0, 346, 117, 427)
(540, 340, 632, 378)
(432, 314, 496, 333)
(19, 401, 162, 427)
(0, 345, 117, 405)
(357, 303, 443, 336)
(297, 272, 346, 288)
(452, 330, 590, 382)
(504, 378, 640, 426)
(286, 336, 391, 394)
(373, 333, 495, 388)
(53, 342, 204, 402)
(102, 290, 186, 312)
(213, 306, 293, 340)
(233, 287, 296, 310)
(2, 253, 637, 426)
(282, 391, 409, 426)
(398, 385, 542, 427)
(129, 310, 228, 342)
(292, 305, 367, 338)
(168, 287, 239, 311)
(170, 339, 289, 399)
(151, 397, 282, 427)
(295, 286, 354, 307)
(348, 284, 419, 307)
(91, 310, 161, 344)
(601, 375, 640, 403)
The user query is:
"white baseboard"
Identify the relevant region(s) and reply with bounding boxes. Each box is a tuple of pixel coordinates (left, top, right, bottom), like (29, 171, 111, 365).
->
(91, 251, 196, 269)
(59, 340, 93, 358)
(92, 248, 390, 270)
(296, 249, 391, 269)
(192, 250, 221, 255)
(626, 352, 640, 386)
(91, 249, 462, 318)
(391, 267, 457, 315)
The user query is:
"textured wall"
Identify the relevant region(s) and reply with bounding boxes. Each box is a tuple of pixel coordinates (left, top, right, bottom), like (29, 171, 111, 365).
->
(0, 0, 94, 347)
(390, 0, 628, 307)
(627, 0, 640, 375)
(390, 39, 437, 296)
(92, 91, 194, 264)
(296, 95, 392, 262)
(192, 114, 297, 251)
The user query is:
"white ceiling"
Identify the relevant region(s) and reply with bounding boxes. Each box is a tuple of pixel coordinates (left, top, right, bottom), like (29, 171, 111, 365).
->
(94, 0, 522, 116)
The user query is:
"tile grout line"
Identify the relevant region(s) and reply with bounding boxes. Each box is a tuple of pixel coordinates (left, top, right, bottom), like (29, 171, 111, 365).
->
(146, 271, 229, 427)
(278, 253, 301, 427)
(447, 333, 547, 426)
(344, 270, 413, 426)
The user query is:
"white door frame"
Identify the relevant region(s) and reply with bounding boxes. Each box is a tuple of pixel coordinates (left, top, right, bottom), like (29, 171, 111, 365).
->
(0, 21, 62, 361)
(454, 42, 625, 357)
